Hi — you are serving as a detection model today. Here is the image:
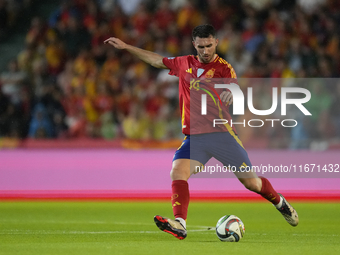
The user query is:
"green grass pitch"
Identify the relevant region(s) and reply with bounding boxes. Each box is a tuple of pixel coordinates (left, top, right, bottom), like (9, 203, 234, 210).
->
(0, 201, 339, 255)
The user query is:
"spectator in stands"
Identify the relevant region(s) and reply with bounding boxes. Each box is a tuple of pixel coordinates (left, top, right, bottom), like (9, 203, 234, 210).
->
(28, 103, 54, 138)
(225, 34, 252, 77)
(100, 111, 118, 139)
(94, 82, 114, 115)
(49, 0, 80, 28)
(53, 110, 68, 138)
(117, 0, 143, 16)
(0, 90, 10, 136)
(0, 102, 27, 138)
(91, 21, 111, 65)
(57, 59, 74, 96)
(0, 59, 27, 105)
(122, 102, 150, 140)
(38, 84, 67, 135)
(44, 29, 65, 76)
(60, 15, 91, 58)
(25, 17, 47, 47)
(154, 0, 176, 31)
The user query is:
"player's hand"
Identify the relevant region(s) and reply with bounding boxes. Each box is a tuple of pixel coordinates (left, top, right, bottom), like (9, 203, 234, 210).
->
(104, 37, 127, 50)
(220, 90, 233, 105)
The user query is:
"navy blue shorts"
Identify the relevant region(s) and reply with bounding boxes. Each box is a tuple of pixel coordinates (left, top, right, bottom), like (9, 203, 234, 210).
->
(173, 132, 252, 170)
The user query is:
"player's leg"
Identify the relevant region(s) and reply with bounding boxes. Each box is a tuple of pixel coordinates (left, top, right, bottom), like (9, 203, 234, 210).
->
(208, 132, 299, 226)
(236, 173, 299, 226)
(154, 135, 208, 239)
(154, 158, 201, 240)
(240, 175, 300, 227)
(170, 158, 202, 224)
(236, 172, 278, 202)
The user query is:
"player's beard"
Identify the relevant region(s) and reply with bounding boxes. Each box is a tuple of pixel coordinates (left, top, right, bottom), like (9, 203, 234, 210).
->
(199, 51, 216, 64)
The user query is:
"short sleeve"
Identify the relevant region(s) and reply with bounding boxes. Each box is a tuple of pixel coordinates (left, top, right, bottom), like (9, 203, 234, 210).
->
(162, 56, 185, 77)
(222, 62, 238, 87)
(222, 61, 237, 79)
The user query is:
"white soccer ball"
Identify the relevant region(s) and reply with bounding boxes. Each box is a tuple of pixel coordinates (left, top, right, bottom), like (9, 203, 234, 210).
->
(215, 215, 245, 242)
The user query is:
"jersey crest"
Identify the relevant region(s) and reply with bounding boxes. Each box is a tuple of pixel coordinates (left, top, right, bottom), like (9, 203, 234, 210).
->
(205, 68, 215, 78)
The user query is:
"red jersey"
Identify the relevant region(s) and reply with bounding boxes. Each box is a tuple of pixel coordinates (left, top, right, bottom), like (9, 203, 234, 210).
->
(163, 55, 238, 135)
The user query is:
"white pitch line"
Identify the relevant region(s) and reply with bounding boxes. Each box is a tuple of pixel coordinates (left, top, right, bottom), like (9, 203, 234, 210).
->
(1, 229, 339, 237)
(0, 229, 212, 235)
(0, 219, 214, 230)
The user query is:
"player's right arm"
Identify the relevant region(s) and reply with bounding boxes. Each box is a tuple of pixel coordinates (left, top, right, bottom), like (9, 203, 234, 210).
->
(104, 37, 167, 69)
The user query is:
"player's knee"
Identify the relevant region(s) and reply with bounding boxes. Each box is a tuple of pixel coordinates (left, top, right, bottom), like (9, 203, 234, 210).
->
(170, 166, 189, 181)
(240, 178, 261, 193)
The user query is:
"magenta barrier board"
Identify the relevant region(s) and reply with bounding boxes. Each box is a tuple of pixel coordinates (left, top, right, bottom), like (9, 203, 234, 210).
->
(0, 149, 339, 195)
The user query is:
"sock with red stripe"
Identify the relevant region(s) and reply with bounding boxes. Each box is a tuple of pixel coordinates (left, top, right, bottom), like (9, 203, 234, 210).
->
(171, 180, 190, 224)
(258, 177, 281, 205)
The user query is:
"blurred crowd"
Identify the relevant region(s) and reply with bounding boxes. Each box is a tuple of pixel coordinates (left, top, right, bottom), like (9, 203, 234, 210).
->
(0, 0, 32, 41)
(0, 0, 340, 149)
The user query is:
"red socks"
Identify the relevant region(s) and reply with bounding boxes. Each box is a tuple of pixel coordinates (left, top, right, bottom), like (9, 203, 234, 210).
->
(171, 178, 279, 220)
(171, 180, 190, 220)
(259, 177, 281, 205)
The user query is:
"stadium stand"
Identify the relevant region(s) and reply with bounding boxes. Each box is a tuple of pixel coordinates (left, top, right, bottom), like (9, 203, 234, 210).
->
(0, 0, 340, 150)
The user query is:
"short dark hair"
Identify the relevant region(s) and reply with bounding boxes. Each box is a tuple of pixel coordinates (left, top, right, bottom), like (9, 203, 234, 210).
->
(192, 24, 216, 40)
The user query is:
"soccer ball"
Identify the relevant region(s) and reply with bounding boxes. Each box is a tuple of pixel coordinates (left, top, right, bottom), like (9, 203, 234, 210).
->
(215, 215, 245, 242)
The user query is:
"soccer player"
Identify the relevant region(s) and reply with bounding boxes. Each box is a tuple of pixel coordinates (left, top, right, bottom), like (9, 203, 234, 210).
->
(104, 24, 299, 240)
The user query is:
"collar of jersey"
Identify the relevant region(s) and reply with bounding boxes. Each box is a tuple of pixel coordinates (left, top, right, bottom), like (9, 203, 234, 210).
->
(193, 54, 219, 67)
